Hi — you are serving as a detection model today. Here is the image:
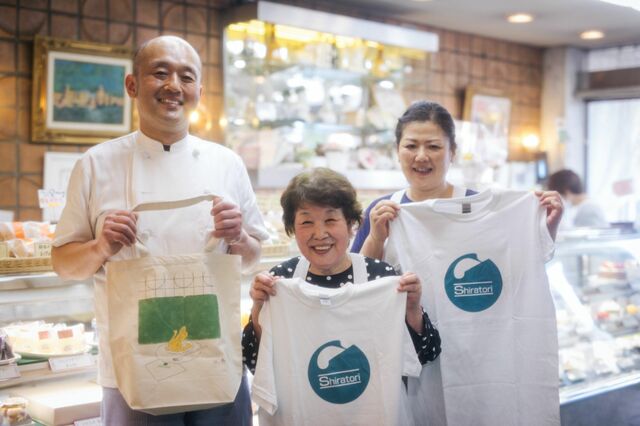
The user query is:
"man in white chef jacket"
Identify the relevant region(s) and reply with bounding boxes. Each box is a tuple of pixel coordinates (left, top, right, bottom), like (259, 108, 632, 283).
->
(52, 35, 268, 425)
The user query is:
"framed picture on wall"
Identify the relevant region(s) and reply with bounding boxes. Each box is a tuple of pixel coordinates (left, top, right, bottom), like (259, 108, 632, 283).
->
(31, 36, 134, 144)
(463, 87, 512, 156)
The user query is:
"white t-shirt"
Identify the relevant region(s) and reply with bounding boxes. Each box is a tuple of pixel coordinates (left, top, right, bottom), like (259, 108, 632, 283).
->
(252, 276, 421, 426)
(53, 131, 269, 388)
(386, 189, 560, 426)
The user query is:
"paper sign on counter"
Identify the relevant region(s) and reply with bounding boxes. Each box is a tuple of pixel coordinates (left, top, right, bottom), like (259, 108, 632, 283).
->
(0, 364, 20, 381)
(49, 354, 95, 372)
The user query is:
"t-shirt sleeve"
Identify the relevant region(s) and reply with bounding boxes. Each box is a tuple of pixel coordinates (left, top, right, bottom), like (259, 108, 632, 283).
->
(232, 154, 269, 242)
(251, 301, 278, 415)
(401, 322, 422, 378)
(537, 199, 555, 262)
(53, 156, 94, 247)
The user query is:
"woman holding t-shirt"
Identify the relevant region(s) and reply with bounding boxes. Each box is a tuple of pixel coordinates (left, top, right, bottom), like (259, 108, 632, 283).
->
(352, 100, 563, 258)
(242, 168, 441, 425)
(353, 101, 564, 425)
(243, 167, 440, 368)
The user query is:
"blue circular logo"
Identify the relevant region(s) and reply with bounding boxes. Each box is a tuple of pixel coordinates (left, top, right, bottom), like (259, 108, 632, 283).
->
(444, 253, 502, 312)
(307, 340, 370, 404)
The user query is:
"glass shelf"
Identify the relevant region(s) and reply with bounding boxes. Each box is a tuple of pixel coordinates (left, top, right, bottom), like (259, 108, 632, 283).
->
(549, 232, 640, 403)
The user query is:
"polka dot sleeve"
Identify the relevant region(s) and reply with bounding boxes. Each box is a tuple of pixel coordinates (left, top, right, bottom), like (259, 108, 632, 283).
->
(407, 310, 441, 365)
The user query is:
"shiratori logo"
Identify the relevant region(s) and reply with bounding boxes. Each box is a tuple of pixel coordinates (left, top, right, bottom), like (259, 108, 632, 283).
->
(444, 253, 502, 312)
(307, 340, 370, 404)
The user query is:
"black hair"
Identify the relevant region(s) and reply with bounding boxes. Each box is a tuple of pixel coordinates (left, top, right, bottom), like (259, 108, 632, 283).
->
(395, 100, 457, 153)
(280, 168, 362, 237)
(546, 169, 584, 195)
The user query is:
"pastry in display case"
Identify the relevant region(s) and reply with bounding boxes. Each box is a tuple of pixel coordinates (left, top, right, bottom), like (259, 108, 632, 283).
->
(0, 270, 97, 423)
(547, 231, 640, 402)
(3, 322, 88, 359)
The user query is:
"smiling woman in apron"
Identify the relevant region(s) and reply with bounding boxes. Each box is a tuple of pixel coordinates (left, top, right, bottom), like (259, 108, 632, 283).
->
(242, 168, 441, 425)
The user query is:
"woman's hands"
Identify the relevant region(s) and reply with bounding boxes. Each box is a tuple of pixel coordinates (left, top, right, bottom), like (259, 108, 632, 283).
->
(398, 272, 424, 333)
(249, 272, 278, 338)
(250, 272, 277, 309)
(535, 190, 564, 241)
(369, 200, 400, 243)
(361, 200, 400, 259)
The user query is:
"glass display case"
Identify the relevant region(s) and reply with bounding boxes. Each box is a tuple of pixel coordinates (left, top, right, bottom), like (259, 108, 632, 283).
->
(0, 273, 97, 403)
(548, 231, 640, 404)
(222, 19, 428, 189)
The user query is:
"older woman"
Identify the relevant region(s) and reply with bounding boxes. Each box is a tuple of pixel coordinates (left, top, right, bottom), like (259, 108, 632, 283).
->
(242, 167, 441, 425)
(243, 167, 440, 363)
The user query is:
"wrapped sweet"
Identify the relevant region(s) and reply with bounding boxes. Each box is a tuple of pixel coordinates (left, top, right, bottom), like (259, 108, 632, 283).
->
(4, 322, 85, 356)
(0, 397, 31, 426)
(0, 221, 55, 259)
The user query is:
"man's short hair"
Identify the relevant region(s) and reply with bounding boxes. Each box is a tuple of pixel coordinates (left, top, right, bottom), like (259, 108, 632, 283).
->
(132, 36, 202, 78)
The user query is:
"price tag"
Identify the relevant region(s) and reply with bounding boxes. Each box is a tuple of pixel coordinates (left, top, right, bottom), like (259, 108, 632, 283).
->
(34, 242, 52, 257)
(74, 417, 101, 426)
(48, 354, 95, 372)
(0, 242, 8, 258)
(0, 363, 20, 381)
(37, 189, 66, 209)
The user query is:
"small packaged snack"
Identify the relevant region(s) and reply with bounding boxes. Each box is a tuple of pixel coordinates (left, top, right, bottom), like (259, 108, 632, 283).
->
(0, 397, 32, 426)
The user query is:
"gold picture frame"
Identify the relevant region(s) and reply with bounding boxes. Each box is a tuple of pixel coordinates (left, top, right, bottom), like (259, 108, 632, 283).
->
(31, 36, 133, 144)
(463, 86, 512, 153)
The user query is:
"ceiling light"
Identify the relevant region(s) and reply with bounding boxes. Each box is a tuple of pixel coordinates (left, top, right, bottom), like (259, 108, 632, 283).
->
(507, 13, 533, 23)
(522, 134, 540, 151)
(580, 30, 604, 40)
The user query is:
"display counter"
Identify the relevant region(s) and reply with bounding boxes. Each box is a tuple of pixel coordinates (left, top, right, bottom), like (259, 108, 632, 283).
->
(549, 230, 640, 424)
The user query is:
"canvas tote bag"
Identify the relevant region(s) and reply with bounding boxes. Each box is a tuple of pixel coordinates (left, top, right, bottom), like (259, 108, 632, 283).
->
(106, 195, 243, 415)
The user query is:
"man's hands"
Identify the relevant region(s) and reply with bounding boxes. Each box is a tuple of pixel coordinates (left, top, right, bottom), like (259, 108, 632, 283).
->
(96, 210, 138, 259)
(52, 209, 137, 281)
(211, 196, 245, 245)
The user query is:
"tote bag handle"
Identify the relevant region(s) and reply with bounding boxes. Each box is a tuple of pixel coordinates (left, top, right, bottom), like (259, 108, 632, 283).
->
(132, 194, 220, 254)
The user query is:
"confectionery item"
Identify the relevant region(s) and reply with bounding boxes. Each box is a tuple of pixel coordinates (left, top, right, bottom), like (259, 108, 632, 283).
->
(4, 322, 85, 356)
(597, 261, 627, 280)
(0, 397, 31, 426)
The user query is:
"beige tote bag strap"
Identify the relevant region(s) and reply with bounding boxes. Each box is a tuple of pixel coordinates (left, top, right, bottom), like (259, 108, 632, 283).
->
(132, 194, 220, 255)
